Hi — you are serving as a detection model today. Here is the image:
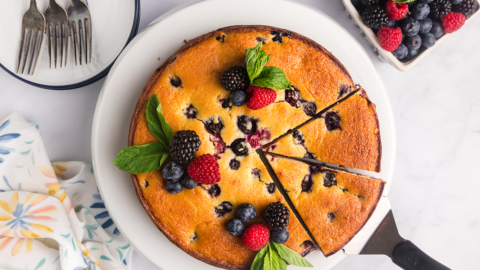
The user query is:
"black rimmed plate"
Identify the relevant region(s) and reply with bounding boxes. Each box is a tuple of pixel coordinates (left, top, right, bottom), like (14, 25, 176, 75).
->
(0, 0, 140, 90)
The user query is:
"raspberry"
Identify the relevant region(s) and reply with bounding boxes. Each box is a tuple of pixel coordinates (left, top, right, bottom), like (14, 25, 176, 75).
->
(247, 86, 277, 110)
(187, 154, 221, 185)
(377, 27, 402, 52)
(385, 0, 408, 20)
(242, 224, 270, 251)
(170, 130, 201, 164)
(221, 66, 250, 91)
(441, 12, 466, 33)
(263, 202, 290, 230)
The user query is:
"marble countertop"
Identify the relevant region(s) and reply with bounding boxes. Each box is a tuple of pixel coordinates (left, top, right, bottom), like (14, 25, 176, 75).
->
(1, 0, 479, 269)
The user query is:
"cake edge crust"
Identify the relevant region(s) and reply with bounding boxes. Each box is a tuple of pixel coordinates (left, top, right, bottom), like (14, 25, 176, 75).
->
(127, 25, 358, 269)
(357, 88, 382, 172)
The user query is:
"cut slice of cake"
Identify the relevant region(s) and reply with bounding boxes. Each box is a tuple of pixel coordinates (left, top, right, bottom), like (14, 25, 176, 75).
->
(265, 155, 385, 256)
(263, 88, 382, 172)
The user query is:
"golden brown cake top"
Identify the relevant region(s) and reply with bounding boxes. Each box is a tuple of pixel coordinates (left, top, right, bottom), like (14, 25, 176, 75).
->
(265, 89, 382, 172)
(268, 157, 385, 256)
(127, 25, 380, 269)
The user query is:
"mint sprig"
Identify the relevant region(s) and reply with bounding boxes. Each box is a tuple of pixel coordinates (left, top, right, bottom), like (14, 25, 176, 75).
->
(245, 43, 293, 91)
(114, 94, 173, 174)
(251, 241, 313, 270)
(392, 0, 415, 3)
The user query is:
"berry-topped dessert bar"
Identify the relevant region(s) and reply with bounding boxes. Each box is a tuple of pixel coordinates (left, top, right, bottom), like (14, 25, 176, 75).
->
(114, 25, 385, 269)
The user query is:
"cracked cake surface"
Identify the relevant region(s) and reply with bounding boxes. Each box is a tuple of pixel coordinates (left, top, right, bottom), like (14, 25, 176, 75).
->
(265, 89, 382, 172)
(266, 156, 385, 256)
(127, 25, 380, 269)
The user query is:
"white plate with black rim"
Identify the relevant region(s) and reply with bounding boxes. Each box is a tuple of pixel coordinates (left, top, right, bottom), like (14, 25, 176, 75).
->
(0, 0, 140, 90)
(91, 0, 397, 269)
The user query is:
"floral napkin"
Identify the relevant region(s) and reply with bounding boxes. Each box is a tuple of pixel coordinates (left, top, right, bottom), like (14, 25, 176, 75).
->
(0, 112, 132, 270)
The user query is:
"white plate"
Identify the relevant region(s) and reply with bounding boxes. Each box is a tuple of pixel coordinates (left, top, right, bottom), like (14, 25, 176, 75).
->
(91, 0, 397, 269)
(0, 0, 140, 90)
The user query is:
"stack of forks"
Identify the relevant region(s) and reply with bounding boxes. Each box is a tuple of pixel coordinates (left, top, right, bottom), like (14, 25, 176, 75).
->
(17, 0, 92, 75)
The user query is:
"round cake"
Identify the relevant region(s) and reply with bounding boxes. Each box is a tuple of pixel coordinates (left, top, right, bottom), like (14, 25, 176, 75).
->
(126, 25, 382, 269)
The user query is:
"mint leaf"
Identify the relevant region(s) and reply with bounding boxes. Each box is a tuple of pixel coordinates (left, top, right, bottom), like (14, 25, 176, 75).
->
(245, 43, 271, 83)
(251, 245, 268, 270)
(156, 100, 174, 147)
(146, 95, 173, 149)
(392, 0, 415, 3)
(251, 66, 293, 90)
(264, 242, 283, 270)
(272, 242, 313, 268)
(113, 142, 168, 174)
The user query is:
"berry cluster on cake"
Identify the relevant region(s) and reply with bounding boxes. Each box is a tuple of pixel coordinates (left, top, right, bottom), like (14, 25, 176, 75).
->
(114, 25, 385, 269)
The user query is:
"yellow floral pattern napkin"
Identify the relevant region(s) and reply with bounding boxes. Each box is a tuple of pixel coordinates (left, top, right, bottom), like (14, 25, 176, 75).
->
(0, 112, 131, 270)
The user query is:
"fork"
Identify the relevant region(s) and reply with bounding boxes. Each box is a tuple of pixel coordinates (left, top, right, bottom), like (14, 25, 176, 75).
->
(44, 0, 69, 68)
(67, 0, 92, 65)
(16, 0, 45, 75)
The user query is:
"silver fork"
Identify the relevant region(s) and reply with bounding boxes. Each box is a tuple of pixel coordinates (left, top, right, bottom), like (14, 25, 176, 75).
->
(16, 0, 45, 75)
(67, 0, 92, 65)
(44, 0, 69, 68)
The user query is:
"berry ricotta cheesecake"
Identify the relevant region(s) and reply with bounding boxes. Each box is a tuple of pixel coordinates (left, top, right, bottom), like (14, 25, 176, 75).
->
(263, 89, 381, 172)
(117, 25, 384, 269)
(266, 156, 385, 256)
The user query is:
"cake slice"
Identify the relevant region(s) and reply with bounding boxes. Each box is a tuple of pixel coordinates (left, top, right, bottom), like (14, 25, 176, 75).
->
(264, 89, 381, 172)
(265, 155, 385, 256)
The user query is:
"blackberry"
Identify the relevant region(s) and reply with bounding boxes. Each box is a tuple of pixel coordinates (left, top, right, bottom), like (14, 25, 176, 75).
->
(361, 6, 389, 29)
(361, 0, 379, 6)
(429, 0, 452, 18)
(170, 130, 201, 164)
(452, 0, 476, 17)
(221, 66, 249, 91)
(263, 202, 290, 230)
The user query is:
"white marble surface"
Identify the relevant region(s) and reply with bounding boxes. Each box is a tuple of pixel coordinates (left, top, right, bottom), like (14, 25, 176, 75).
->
(1, 0, 479, 269)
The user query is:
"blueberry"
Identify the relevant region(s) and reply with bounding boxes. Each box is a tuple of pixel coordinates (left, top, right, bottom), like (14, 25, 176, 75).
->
(229, 159, 240, 170)
(323, 171, 338, 187)
(170, 76, 182, 88)
(235, 203, 257, 222)
(271, 228, 290, 244)
(180, 174, 198, 189)
(406, 47, 419, 59)
(237, 115, 257, 134)
(226, 219, 245, 236)
(421, 32, 436, 48)
(392, 43, 408, 60)
(166, 181, 183, 194)
(162, 162, 184, 182)
(231, 138, 249, 156)
(401, 17, 421, 37)
(231, 90, 247, 107)
(430, 20, 445, 39)
(419, 17, 433, 33)
(324, 111, 341, 131)
(386, 20, 396, 28)
(404, 35, 422, 50)
(451, 0, 463, 4)
(411, 3, 430, 20)
(215, 201, 233, 217)
(301, 175, 313, 193)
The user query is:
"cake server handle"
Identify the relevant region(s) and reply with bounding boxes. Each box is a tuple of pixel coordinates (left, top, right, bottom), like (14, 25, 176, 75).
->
(391, 240, 451, 270)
